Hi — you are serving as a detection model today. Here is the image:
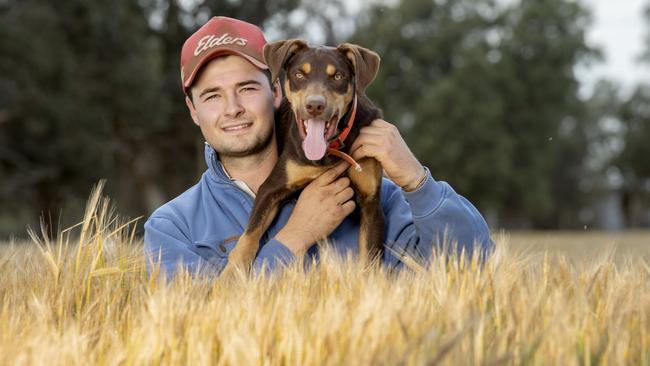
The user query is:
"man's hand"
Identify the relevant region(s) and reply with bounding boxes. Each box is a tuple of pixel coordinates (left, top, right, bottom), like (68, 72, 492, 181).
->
(350, 119, 426, 191)
(275, 162, 356, 255)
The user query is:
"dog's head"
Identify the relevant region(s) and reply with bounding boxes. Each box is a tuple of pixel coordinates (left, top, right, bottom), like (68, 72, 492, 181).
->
(263, 40, 380, 161)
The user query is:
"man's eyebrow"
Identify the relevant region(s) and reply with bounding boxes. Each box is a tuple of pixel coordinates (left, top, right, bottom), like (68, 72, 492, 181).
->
(235, 80, 263, 88)
(199, 86, 221, 98)
(198, 80, 263, 98)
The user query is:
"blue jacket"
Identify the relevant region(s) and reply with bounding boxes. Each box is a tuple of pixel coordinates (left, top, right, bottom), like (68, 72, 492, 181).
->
(144, 144, 493, 277)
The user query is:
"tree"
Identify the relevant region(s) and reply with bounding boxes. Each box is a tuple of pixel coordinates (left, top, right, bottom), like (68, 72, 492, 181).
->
(614, 3, 650, 227)
(0, 0, 167, 235)
(0, 0, 301, 238)
(495, 0, 598, 227)
(350, 0, 597, 228)
(617, 85, 650, 226)
(351, 0, 513, 227)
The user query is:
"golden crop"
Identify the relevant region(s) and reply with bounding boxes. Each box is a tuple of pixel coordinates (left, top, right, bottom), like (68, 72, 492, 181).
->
(1, 184, 649, 365)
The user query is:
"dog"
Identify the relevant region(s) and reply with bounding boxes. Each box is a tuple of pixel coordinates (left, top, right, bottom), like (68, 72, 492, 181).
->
(221, 40, 384, 277)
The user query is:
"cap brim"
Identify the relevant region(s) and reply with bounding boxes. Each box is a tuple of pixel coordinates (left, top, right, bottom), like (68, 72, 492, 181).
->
(183, 48, 269, 90)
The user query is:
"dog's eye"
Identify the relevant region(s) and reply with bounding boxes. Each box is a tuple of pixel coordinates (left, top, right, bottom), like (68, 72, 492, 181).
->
(294, 72, 305, 79)
(333, 73, 343, 81)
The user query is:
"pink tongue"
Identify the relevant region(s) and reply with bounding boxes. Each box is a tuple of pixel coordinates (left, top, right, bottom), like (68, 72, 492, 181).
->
(302, 119, 327, 160)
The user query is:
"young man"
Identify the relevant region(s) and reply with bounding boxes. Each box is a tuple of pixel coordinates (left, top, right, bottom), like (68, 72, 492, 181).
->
(144, 16, 493, 278)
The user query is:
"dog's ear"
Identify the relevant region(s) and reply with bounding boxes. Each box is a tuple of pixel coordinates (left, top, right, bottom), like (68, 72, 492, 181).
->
(263, 39, 308, 82)
(336, 43, 380, 94)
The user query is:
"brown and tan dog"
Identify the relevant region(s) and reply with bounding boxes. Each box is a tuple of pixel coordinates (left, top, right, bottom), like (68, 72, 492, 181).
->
(221, 40, 384, 277)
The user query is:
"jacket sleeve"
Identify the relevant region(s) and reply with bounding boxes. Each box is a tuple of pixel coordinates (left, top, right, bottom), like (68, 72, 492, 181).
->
(144, 215, 296, 279)
(381, 167, 494, 267)
(144, 216, 219, 280)
(252, 239, 296, 274)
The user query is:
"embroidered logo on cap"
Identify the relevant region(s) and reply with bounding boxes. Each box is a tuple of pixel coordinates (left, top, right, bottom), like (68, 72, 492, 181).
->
(193, 33, 248, 56)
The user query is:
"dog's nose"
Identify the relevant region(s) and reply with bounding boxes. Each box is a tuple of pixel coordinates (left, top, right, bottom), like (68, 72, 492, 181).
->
(306, 96, 326, 116)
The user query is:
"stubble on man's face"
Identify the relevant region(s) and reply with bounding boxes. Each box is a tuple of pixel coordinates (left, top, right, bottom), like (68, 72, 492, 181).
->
(212, 116, 275, 158)
(188, 56, 280, 160)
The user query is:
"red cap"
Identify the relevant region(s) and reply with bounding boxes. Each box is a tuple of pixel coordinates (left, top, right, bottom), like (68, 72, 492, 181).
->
(180, 16, 268, 94)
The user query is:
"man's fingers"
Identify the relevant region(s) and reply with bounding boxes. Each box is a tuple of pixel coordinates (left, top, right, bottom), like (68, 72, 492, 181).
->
(351, 144, 381, 161)
(333, 177, 351, 191)
(335, 186, 355, 204)
(369, 118, 392, 128)
(318, 161, 349, 185)
(340, 200, 356, 214)
(355, 131, 384, 144)
(350, 133, 383, 154)
(357, 126, 385, 136)
(362, 118, 391, 130)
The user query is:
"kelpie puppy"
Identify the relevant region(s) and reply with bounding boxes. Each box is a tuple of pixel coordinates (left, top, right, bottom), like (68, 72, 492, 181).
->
(222, 40, 384, 277)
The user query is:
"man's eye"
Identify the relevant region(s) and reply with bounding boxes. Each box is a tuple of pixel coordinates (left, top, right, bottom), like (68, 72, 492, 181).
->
(205, 94, 221, 101)
(295, 72, 305, 79)
(333, 73, 343, 81)
(241, 87, 257, 93)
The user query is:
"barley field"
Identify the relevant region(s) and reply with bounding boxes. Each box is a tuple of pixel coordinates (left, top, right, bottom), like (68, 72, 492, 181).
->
(1, 186, 649, 365)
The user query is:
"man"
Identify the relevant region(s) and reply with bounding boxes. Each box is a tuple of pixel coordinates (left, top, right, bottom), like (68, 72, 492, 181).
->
(144, 16, 493, 278)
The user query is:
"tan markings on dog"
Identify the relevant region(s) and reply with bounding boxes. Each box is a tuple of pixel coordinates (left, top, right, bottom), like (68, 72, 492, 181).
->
(341, 83, 353, 110)
(287, 77, 353, 123)
(326, 64, 336, 76)
(286, 87, 309, 115)
(227, 202, 278, 268)
(220, 227, 265, 279)
(305, 83, 328, 96)
(346, 50, 356, 69)
(348, 157, 382, 198)
(224, 234, 259, 271)
(301, 62, 311, 74)
(358, 219, 369, 261)
(223, 236, 240, 244)
(327, 83, 354, 123)
(286, 160, 327, 188)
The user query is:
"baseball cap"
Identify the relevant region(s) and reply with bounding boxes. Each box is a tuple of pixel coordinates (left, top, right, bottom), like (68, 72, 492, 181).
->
(180, 16, 268, 94)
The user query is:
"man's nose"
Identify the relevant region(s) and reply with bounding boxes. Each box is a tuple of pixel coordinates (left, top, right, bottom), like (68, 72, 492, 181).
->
(225, 94, 244, 118)
(305, 95, 326, 117)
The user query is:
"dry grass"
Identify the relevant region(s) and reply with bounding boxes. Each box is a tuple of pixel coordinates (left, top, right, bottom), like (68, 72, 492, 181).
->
(1, 184, 649, 365)
(508, 230, 650, 262)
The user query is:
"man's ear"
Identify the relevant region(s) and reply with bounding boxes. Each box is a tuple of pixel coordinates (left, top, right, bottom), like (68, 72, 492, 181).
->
(336, 43, 380, 94)
(185, 96, 200, 126)
(272, 78, 283, 109)
(263, 39, 308, 82)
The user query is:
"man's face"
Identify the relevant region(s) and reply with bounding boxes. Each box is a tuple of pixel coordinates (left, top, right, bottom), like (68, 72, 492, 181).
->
(186, 55, 282, 158)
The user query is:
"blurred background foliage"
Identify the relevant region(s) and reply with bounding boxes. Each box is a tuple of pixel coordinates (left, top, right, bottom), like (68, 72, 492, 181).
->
(0, 0, 649, 238)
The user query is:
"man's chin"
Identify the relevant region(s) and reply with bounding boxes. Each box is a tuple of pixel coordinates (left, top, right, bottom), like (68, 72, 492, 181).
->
(212, 138, 274, 159)
(206, 124, 275, 159)
(218, 148, 261, 158)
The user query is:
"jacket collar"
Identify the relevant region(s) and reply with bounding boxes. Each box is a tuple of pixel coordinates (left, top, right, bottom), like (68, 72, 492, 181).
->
(204, 142, 231, 183)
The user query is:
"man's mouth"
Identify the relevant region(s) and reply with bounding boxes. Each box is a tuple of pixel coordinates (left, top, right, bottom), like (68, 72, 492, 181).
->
(297, 114, 339, 161)
(222, 122, 252, 132)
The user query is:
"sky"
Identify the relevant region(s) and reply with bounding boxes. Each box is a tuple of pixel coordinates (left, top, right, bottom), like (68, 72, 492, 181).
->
(579, 0, 649, 96)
